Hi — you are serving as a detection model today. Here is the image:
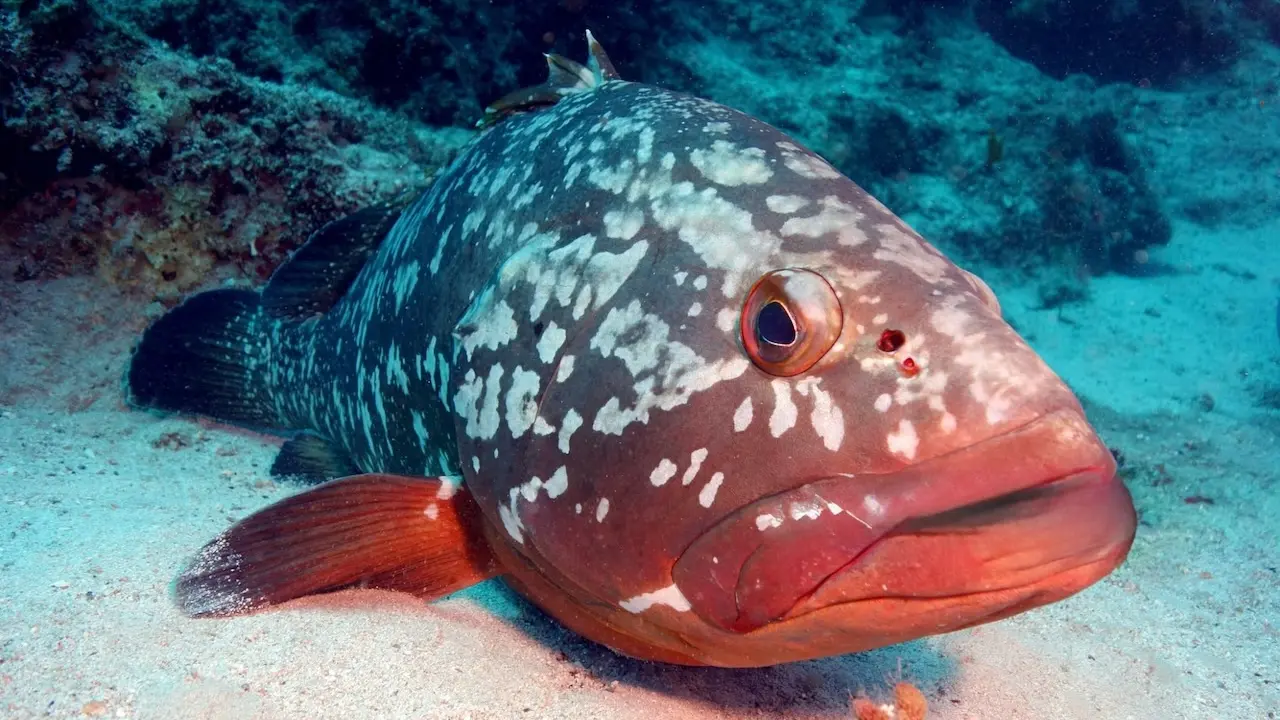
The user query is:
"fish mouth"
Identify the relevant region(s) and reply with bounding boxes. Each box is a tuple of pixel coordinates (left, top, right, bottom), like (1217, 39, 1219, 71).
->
(672, 408, 1137, 636)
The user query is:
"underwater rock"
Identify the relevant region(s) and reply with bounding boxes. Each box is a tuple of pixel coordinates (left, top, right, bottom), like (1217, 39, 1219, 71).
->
(100, 0, 665, 127)
(0, 0, 465, 294)
(106, 0, 528, 126)
(972, 0, 1242, 85)
(0, 0, 1218, 293)
(1032, 109, 1173, 272)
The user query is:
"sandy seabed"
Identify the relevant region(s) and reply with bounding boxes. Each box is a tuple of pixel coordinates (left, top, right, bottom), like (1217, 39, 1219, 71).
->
(1, 220, 1276, 719)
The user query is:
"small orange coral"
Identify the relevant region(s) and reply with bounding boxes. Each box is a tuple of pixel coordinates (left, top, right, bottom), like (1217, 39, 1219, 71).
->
(894, 682, 928, 720)
(852, 697, 893, 720)
(850, 682, 928, 720)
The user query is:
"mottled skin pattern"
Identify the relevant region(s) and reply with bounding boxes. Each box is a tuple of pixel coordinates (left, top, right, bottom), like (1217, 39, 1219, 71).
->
(241, 75, 1134, 666)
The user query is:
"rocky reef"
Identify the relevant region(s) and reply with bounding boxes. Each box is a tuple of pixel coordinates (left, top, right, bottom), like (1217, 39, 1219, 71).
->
(2, 0, 1277, 298)
(1, 0, 466, 296)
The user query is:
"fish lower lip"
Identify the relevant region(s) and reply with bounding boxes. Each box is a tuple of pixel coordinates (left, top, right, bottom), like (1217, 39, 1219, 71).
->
(672, 408, 1121, 634)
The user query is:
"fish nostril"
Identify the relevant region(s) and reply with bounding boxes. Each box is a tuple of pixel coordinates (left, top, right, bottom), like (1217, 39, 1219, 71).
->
(900, 357, 919, 378)
(877, 329, 906, 353)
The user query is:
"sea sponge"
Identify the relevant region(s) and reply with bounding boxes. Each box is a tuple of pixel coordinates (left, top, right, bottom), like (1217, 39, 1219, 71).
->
(894, 681, 928, 720)
(850, 681, 928, 720)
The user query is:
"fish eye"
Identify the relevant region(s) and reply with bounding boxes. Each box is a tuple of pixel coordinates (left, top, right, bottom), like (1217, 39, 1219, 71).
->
(741, 269, 843, 376)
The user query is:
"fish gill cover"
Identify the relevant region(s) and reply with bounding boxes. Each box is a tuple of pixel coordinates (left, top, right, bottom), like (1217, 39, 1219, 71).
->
(0, 0, 1278, 718)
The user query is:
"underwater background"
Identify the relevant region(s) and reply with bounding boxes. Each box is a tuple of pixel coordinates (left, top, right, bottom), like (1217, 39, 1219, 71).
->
(0, 0, 1277, 718)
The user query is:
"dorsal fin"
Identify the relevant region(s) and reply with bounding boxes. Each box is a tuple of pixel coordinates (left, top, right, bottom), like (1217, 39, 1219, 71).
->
(261, 199, 406, 321)
(477, 30, 622, 129)
(545, 51, 595, 89)
(585, 29, 620, 82)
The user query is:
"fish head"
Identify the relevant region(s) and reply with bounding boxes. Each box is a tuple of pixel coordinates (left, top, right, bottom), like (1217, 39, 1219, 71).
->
(636, 143, 1137, 665)
(453, 82, 1135, 666)
(664, 251, 1138, 664)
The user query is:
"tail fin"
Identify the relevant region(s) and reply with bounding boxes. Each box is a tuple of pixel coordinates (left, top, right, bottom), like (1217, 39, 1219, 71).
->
(126, 288, 284, 430)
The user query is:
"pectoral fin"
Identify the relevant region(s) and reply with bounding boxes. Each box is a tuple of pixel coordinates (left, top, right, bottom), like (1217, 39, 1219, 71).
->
(270, 434, 361, 485)
(175, 474, 498, 617)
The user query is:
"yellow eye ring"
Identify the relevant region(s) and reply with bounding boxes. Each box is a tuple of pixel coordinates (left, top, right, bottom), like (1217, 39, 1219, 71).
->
(740, 269, 843, 376)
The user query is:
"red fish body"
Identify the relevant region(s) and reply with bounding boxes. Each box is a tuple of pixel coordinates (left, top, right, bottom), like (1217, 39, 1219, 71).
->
(126, 35, 1136, 668)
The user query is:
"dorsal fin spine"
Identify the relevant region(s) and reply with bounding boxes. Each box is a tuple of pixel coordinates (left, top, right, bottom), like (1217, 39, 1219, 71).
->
(478, 30, 622, 128)
(544, 53, 593, 89)
(585, 29, 620, 82)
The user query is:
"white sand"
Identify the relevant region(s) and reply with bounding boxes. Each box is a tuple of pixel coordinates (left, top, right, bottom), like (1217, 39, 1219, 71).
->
(1, 220, 1276, 719)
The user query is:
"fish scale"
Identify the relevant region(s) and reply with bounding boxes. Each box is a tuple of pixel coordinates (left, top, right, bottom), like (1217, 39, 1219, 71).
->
(125, 33, 1135, 668)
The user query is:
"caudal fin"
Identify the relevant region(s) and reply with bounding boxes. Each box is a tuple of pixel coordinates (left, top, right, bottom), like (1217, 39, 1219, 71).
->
(126, 288, 283, 430)
(174, 474, 498, 617)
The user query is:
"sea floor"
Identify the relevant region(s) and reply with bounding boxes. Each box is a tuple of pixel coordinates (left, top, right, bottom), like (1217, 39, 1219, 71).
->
(1, 219, 1277, 719)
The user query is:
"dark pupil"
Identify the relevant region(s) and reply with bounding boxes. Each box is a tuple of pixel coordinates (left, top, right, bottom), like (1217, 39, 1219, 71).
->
(757, 301, 797, 346)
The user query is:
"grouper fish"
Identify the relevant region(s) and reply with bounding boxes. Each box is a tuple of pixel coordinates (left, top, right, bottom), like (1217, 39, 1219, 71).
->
(125, 34, 1137, 667)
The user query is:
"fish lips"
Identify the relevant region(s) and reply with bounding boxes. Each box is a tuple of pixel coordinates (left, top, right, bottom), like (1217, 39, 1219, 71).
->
(672, 408, 1137, 635)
